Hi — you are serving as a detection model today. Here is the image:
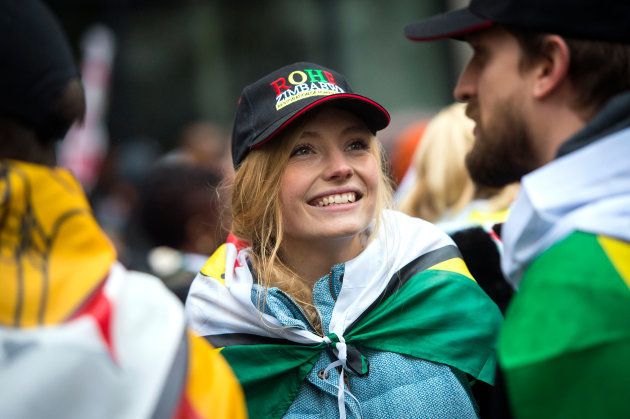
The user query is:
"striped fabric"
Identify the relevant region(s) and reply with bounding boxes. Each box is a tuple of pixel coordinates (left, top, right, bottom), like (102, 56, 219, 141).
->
(186, 210, 502, 418)
(0, 160, 246, 419)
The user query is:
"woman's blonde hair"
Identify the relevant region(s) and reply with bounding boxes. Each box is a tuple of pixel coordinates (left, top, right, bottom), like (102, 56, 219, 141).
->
(399, 103, 516, 222)
(399, 103, 474, 221)
(230, 107, 393, 330)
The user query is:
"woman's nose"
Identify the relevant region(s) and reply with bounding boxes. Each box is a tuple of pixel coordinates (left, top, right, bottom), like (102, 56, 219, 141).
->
(324, 151, 353, 181)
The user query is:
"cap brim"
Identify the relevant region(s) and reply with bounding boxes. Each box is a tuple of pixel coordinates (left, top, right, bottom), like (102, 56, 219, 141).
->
(251, 93, 390, 150)
(405, 7, 494, 41)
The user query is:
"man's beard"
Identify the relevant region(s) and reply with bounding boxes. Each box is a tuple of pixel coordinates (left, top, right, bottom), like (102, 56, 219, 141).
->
(465, 99, 539, 188)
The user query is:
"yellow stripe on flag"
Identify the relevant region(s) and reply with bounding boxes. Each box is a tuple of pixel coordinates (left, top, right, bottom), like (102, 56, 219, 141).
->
(200, 244, 228, 284)
(428, 257, 475, 281)
(599, 235, 630, 288)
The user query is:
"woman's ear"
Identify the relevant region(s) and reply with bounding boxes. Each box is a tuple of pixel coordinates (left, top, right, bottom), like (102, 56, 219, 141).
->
(532, 35, 570, 99)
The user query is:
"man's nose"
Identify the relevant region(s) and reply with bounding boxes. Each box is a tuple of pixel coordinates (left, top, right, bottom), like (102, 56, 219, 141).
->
(453, 61, 476, 103)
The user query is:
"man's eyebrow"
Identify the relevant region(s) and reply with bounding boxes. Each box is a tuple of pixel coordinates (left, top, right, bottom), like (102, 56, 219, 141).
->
(465, 32, 484, 47)
(467, 38, 481, 49)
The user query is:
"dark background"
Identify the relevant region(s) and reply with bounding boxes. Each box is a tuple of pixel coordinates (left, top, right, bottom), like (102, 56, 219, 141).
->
(44, 0, 469, 269)
(46, 0, 465, 151)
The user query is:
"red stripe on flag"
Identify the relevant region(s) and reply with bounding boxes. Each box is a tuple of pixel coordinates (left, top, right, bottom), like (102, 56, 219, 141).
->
(226, 233, 249, 251)
(70, 277, 117, 362)
(173, 395, 201, 419)
(226, 233, 250, 268)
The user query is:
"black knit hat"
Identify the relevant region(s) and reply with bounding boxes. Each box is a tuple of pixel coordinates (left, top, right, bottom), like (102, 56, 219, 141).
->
(0, 0, 79, 141)
(405, 0, 630, 43)
(231, 62, 390, 168)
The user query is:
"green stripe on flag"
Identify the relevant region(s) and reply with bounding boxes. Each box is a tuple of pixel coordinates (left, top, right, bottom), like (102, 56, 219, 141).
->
(349, 268, 501, 384)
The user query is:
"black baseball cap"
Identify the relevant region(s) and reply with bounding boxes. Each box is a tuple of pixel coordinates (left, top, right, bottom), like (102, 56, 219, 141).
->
(405, 0, 630, 43)
(231, 62, 390, 168)
(0, 0, 80, 141)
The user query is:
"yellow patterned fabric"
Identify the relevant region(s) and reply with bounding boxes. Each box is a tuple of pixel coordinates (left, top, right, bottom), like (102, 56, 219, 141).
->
(0, 160, 116, 327)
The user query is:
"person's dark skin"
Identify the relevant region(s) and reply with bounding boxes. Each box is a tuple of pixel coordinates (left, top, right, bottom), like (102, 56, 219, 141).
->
(0, 119, 57, 165)
(1, 78, 84, 166)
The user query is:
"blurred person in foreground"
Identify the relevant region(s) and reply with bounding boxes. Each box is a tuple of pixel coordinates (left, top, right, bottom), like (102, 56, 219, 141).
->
(0, 1, 245, 418)
(140, 151, 228, 303)
(185, 62, 501, 418)
(406, 0, 630, 417)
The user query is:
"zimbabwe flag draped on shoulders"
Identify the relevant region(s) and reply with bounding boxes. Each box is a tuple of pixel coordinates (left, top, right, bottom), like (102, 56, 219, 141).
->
(186, 209, 502, 418)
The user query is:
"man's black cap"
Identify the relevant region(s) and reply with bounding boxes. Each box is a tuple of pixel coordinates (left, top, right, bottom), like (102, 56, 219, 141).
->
(231, 62, 390, 168)
(405, 0, 630, 43)
(0, 0, 79, 141)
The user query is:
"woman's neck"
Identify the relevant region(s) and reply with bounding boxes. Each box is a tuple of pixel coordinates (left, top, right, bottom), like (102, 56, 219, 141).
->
(280, 233, 368, 287)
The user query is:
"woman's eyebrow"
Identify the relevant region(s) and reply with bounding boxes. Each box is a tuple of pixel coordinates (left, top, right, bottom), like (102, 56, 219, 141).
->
(299, 130, 321, 139)
(300, 125, 368, 139)
(342, 125, 370, 135)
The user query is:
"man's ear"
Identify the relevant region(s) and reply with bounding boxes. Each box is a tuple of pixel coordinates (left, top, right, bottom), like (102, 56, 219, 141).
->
(532, 35, 570, 99)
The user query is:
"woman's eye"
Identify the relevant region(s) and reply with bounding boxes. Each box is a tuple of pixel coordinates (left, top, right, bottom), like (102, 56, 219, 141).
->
(347, 139, 369, 151)
(290, 144, 313, 157)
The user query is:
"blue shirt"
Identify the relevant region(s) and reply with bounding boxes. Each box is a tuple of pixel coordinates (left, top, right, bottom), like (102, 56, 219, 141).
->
(252, 264, 480, 419)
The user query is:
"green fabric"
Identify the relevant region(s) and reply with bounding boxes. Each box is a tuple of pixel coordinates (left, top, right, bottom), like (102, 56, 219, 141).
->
(222, 269, 502, 419)
(349, 270, 499, 383)
(499, 231, 630, 418)
(220, 343, 323, 418)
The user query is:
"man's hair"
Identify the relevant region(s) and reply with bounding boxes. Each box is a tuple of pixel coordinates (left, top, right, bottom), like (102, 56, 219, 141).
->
(508, 27, 630, 111)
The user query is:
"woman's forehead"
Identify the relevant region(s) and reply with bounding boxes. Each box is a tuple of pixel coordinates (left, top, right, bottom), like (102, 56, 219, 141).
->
(298, 109, 370, 138)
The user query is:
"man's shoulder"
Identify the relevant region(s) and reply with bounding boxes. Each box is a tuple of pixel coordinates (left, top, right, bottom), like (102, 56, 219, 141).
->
(499, 230, 630, 370)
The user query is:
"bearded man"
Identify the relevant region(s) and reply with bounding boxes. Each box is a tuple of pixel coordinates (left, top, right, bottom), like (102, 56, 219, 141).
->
(407, 1, 630, 417)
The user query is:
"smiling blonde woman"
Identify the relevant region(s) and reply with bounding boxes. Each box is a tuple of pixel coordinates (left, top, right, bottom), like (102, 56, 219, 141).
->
(185, 62, 502, 419)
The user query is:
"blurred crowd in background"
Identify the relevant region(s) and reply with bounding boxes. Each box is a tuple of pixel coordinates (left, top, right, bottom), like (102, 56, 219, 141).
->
(45, 0, 503, 296)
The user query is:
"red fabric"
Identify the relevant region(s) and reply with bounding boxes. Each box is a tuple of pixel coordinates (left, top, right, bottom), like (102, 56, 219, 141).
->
(70, 277, 116, 362)
(173, 395, 201, 419)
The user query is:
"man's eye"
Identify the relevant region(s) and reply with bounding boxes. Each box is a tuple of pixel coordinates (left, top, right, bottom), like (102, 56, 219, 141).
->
(471, 46, 487, 64)
(290, 144, 313, 157)
(347, 140, 369, 151)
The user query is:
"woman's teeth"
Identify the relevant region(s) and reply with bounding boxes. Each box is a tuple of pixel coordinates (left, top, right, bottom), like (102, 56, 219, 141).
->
(317, 192, 357, 207)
